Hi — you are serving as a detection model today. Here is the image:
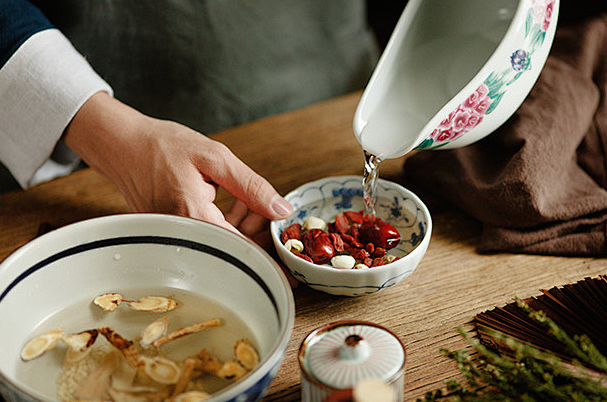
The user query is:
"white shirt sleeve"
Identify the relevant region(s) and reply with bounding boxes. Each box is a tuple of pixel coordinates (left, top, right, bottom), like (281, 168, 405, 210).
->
(0, 28, 113, 189)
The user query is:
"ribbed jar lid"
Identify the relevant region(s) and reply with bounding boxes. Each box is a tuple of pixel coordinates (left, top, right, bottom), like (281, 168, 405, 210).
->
(299, 320, 406, 390)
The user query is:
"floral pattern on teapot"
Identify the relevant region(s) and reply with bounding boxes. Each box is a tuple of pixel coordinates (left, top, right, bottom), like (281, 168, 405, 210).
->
(417, 0, 555, 149)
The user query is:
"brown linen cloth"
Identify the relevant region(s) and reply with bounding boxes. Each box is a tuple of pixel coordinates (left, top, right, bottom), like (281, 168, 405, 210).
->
(403, 14, 607, 256)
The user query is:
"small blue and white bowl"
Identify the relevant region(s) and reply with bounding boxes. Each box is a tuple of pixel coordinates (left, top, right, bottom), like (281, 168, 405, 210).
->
(0, 214, 294, 402)
(270, 175, 432, 297)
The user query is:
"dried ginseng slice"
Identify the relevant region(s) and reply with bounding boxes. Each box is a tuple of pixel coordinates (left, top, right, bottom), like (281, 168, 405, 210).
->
(21, 328, 64, 361)
(140, 316, 170, 348)
(63, 329, 99, 364)
(127, 296, 177, 313)
(151, 318, 221, 348)
(137, 356, 181, 385)
(216, 360, 248, 381)
(94, 293, 123, 312)
(234, 339, 259, 371)
(98, 326, 139, 367)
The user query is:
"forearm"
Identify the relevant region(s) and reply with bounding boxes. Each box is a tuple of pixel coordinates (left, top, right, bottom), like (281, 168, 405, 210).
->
(62, 92, 147, 188)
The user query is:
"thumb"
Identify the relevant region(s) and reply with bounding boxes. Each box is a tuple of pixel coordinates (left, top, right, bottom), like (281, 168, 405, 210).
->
(203, 149, 293, 220)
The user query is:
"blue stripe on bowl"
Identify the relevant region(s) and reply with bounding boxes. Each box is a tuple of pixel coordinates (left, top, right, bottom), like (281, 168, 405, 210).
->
(0, 236, 281, 320)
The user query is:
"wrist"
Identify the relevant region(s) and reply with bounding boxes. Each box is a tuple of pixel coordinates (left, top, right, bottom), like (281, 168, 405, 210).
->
(62, 92, 148, 182)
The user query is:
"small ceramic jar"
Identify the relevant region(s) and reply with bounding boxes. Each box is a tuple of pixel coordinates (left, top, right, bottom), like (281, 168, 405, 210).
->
(299, 320, 406, 402)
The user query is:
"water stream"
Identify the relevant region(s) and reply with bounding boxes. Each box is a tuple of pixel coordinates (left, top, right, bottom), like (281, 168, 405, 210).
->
(362, 151, 382, 218)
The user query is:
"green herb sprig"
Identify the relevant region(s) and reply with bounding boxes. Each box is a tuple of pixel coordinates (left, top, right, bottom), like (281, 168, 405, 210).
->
(418, 299, 607, 402)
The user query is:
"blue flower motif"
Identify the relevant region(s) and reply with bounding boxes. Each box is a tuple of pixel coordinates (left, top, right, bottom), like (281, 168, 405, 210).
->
(510, 49, 530, 71)
(332, 188, 363, 210)
(410, 221, 426, 247)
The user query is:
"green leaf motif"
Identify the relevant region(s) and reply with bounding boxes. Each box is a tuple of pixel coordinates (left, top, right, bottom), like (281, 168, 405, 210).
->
(525, 9, 533, 37)
(416, 138, 434, 149)
(485, 92, 504, 115)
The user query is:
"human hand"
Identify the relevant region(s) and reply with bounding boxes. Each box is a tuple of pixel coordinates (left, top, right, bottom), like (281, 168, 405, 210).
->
(63, 92, 293, 235)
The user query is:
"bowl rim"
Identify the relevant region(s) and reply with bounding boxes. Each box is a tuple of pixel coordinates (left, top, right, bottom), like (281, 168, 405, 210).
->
(0, 213, 295, 402)
(270, 175, 432, 276)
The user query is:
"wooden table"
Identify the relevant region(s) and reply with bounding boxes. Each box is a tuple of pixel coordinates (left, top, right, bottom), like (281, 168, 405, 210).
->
(1, 91, 605, 401)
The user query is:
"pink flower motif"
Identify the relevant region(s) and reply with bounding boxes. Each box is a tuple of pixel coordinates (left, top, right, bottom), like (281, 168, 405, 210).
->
(465, 113, 483, 130)
(542, 1, 554, 31)
(476, 84, 489, 97)
(532, 0, 555, 31)
(438, 112, 455, 129)
(435, 129, 455, 142)
(474, 97, 491, 115)
(463, 92, 480, 110)
(428, 82, 493, 146)
(452, 110, 470, 132)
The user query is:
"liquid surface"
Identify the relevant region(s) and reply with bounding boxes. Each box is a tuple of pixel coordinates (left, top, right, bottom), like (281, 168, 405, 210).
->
(16, 287, 257, 399)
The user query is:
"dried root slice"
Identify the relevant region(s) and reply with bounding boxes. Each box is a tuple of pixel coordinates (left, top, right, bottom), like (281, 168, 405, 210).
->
(99, 326, 139, 367)
(216, 360, 248, 382)
(171, 357, 198, 397)
(137, 356, 181, 385)
(94, 293, 123, 311)
(127, 296, 177, 313)
(63, 329, 98, 363)
(20, 328, 64, 361)
(170, 391, 210, 402)
(234, 339, 259, 371)
(193, 349, 223, 375)
(140, 317, 170, 348)
(63, 329, 98, 351)
(151, 318, 221, 348)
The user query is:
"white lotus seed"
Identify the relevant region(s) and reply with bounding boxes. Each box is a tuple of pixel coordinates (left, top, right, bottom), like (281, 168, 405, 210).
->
(384, 255, 397, 263)
(284, 239, 304, 253)
(353, 263, 370, 270)
(331, 255, 356, 269)
(303, 216, 327, 231)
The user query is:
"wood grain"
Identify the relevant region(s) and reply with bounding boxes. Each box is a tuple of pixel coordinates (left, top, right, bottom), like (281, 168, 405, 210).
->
(1, 91, 605, 401)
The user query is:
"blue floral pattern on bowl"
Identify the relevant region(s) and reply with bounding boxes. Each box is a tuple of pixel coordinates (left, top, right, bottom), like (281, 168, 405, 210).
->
(271, 176, 432, 296)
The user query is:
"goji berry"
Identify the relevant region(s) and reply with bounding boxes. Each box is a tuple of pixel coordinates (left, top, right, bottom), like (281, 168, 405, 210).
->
(351, 248, 369, 261)
(294, 252, 313, 263)
(344, 210, 363, 224)
(281, 223, 302, 243)
(334, 213, 350, 234)
(373, 247, 386, 258)
(330, 233, 345, 252)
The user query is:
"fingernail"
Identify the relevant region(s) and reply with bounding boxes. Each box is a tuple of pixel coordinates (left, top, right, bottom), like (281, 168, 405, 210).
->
(271, 195, 293, 218)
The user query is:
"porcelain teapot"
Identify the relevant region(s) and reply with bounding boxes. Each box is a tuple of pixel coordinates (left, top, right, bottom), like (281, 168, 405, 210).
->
(354, 0, 559, 160)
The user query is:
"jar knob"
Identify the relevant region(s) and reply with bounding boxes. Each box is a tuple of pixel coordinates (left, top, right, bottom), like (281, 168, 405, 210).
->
(338, 334, 370, 362)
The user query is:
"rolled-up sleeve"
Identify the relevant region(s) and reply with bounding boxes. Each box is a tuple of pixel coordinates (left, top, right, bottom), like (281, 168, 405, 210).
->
(0, 0, 113, 188)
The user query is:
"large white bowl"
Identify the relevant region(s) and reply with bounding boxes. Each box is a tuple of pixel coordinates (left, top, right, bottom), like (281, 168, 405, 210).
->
(0, 214, 294, 402)
(270, 176, 432, 297)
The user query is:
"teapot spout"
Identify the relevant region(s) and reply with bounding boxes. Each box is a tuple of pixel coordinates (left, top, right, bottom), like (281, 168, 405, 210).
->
(354, 106, 428, 160)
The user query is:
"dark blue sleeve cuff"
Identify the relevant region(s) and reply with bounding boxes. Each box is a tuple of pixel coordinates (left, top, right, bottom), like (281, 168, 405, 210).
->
(0, 0, 54, 68)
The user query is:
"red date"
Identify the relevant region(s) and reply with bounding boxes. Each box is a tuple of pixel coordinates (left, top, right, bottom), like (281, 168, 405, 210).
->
(359, 218, 400, 250)
(280, 210, 400, 268)
(281, 223, 302, 243)
(301, 229, 335, 264)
